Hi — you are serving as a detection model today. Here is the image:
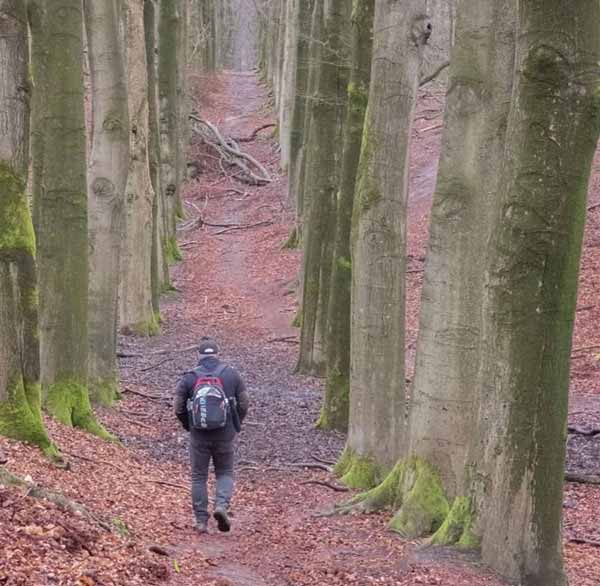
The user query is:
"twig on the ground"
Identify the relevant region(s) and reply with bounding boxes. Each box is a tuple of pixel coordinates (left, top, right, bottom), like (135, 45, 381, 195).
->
(124, 418, 153, 430)
(565, 472, 600, 485)
(407, 268, 425, 274)
(301, 480, 349, 492)
(117, 351, 143, 358)
(148, 545, 171, 556)
(122, 387, 163, 401)
(267, 335, 299, 344)
(567, 425, 600, 437)
(61, 450, 126, 473)
(418, 121, 443, 134)
(146, 479, 188, 490)
(0, 468, 112, 531)
(141, 357, 173, 372)
(587, 202, 600, 212)
(214, 220, 273, 235)
(243, 421, 266, 427)
(572, 344, 600, 355)
(287, 462, 333, 473)
(233, 123, 276, 143)
(568, 536, 600, 548)
(576, 305, 594, 312)
(312, 455, 337, 466)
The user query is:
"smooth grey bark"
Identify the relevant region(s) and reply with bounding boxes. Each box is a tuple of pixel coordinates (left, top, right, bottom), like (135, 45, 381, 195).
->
(119, 0, 156, 336)
(84, 0, 130, 406)
(29, 0, 108, 436)
(0, 0, 51, 449)
(348, 0, 430, 469)
(287, 0, 315, 210)
(297, 0, 351, 375)
(145, 0, 169, 306)
(475, 2, 600, 583)
(320, 0, 374, 432)
(278, 0, 297, 170)
(408, 0, 517, 499)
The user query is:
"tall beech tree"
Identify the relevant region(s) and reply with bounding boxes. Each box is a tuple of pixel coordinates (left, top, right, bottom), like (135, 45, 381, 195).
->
(119, 0, 156, 336)
(29, 0, 107, 436)
(84, 0, 130, 405)
(408, 0, 517, 504)
(319, 0, 374, 431)
(473, 1, 600, 582)
(0, 0, 52, 451)
(158, 0, 183, 264)
(336, 1, 431, 485)
(297, 0, 351, 375)
(287, 0, 315, 211)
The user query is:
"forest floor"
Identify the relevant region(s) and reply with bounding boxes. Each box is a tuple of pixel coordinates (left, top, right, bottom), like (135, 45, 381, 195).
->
(1, 72, 600, 586)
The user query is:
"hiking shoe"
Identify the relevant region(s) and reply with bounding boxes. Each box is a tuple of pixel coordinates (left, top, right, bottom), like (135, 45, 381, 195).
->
(213, 507, 231, 532)
(193, 520, 208, 534)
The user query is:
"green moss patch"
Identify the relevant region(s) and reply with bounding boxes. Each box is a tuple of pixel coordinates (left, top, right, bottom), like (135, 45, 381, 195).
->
(336, 447, 382, 490)
(430, 496, 479, 548)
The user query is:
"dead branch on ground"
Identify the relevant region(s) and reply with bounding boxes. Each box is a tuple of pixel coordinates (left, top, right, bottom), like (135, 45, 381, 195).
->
(301, 480, 349, 492)
(565, 472, 600, 485)
(189, 113, 272, 185)
(233, 123, 276, 143)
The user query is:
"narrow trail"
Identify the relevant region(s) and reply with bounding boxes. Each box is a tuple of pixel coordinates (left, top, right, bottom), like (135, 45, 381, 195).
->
(1, 71, 598, 586)
(112, 72, 513, 586)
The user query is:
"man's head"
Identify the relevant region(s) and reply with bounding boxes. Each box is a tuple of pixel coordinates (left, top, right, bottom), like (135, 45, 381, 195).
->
(197, 336, 219, 357)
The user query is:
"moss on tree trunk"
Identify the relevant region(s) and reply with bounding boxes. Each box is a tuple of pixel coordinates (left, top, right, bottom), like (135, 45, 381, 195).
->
(319, 0, 374, 432)
(29, 0, 107, 438)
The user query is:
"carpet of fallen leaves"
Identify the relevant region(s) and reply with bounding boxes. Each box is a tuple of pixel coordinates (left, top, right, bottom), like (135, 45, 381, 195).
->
(1, 71, 599, 586)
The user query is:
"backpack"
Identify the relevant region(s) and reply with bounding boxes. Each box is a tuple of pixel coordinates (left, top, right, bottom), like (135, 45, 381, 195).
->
(187, 364, 230, 430)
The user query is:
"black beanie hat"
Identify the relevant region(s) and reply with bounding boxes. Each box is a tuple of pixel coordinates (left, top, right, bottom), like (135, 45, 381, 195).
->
(198, 337, 219, 355)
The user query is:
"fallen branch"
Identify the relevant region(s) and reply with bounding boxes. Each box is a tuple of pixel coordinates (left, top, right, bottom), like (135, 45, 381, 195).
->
(576, 305, 594, 312)
(418, 121, 443, 134)
(148, 545, 171, 556)
(233, 123, 276, 143)
(587, 202, 600, 212)
(312, 455, 337, 466)
(124, 417, 153, 430)
(287, 462, 333, 473)
(267, 335, 299, 344)
(568, 536, 600, 548)
(0, 468, 111, 531)
(122, 387, 163, 401)
(140, 357, 172, 372)
(301, 480, 349, 492)
(61, 450, 125, 473)
(117, 351, 143, 358)
(214, 220, 273, 235)
(572, 344, 600, 354)
(565, 473, 600, 485)
(567, 425, 600, 437)
(146, 479, 187, 490)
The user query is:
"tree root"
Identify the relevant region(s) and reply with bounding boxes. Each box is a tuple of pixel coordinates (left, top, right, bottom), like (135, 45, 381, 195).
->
(334, 457, 450, 539)
(301, 480, 349, 492)
(335, 447, 381, 490)
(0, 467, 111, 531)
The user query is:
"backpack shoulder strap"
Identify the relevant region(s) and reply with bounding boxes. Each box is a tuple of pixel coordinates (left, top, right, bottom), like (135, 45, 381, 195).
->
(214, 363, 228, 378)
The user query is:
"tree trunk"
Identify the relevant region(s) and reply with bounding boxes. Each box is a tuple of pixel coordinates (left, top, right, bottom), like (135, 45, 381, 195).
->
(287, 0, 315, 210)
(0, 0, 52, 452)
(278, 0, 297, 171)
(145, 0, 170, 307)
(408, 0, 517, 500)
(29, 0, 108, 437)
(476, 2, 600, 583)
(158, 0, 181, 264)
(84, 0, 130, 406)
(319, 0, 374, 432)
(119, 0, 157, 336)
(344, 0, 430, 480)
(297, 0, 351, 375)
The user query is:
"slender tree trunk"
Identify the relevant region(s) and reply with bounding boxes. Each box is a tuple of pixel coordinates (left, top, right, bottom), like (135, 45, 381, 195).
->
(29, 0, 108, 437)
(0, 0, 52, 451)
(343, 0, 430, 480)
(319, 0, 374, 432)
(476, 2, 600, 583)
(176, 0, 189, 215)
(145, 0, 169, 308)
(119, 0, 157, 336)
(287, 0, 315, 211)
(408, 0, 517, 500)
(158, 0, 181, 264)
(278, 0, 297, 171)
(84, 0, 130, 406)
(297, 0, 351, 375)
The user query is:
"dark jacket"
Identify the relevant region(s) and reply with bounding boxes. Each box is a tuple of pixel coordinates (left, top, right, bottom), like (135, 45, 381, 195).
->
(174, 356, 249, 442)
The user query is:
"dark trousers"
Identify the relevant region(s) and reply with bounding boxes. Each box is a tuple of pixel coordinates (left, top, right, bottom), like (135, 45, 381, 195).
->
(190, 438, 234, 523)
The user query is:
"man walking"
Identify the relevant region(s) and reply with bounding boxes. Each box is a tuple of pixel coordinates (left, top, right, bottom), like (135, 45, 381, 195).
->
(174, 337, 249, 533)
